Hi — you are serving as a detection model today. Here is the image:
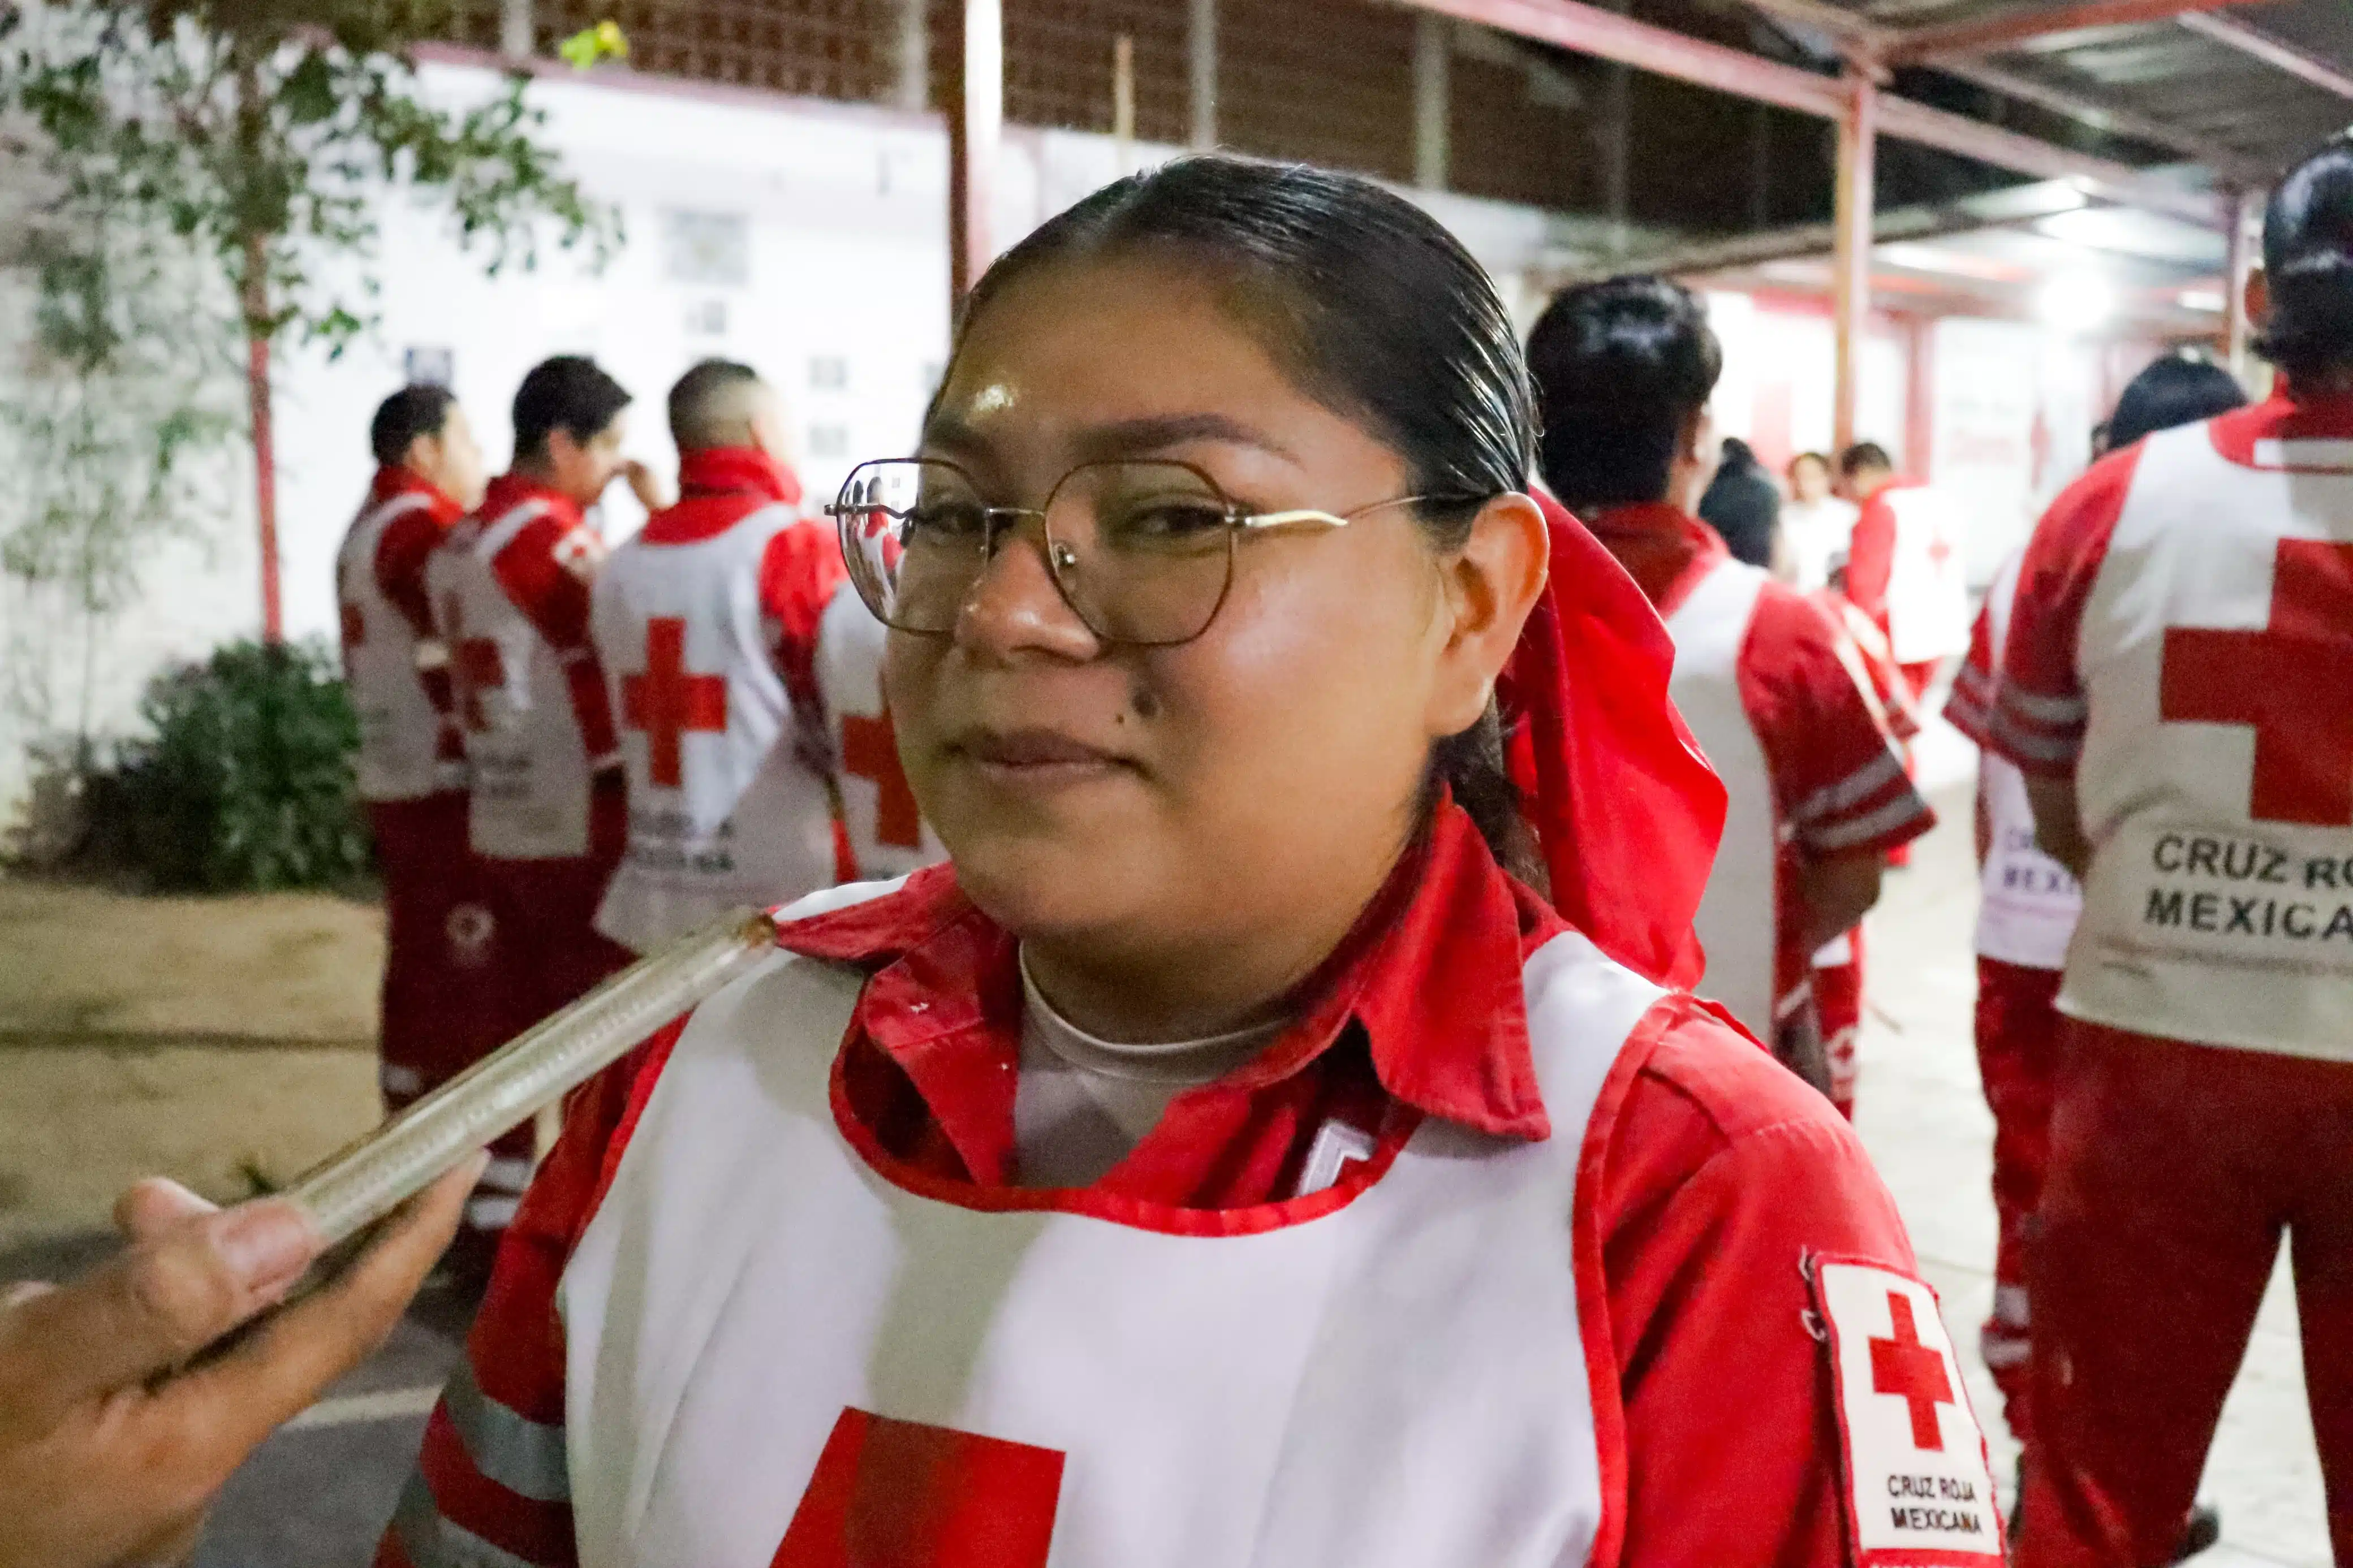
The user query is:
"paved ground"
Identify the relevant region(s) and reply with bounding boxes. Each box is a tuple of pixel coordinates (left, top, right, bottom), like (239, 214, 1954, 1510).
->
(1, 761, 2333, 1564)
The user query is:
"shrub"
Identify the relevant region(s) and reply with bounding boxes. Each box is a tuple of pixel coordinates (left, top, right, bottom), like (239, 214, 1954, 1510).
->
(110, 638, 369, 892)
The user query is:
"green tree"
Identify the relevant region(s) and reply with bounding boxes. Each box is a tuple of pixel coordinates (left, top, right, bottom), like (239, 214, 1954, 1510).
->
(0, 0, 617, 640)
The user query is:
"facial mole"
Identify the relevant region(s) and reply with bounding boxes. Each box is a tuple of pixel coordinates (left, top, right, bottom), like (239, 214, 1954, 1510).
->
(1131, 686, 1162, 721)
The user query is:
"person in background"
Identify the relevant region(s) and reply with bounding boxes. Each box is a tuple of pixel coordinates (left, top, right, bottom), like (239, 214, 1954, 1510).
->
(590, 360, 848, 952)
(381, 156, 1987, 1568)
(0, 1162, 477, 1568)
(1527, 274, 1933, 1093)
(1782, 449, 1859, 592)
(1695, 434, 1779, 569)
(424, 355, 661, 1272)
(1995, 132, 2353, 1566)
(1838, 439, 1972, 703)
(335, 387, 509, 1220)
(1944, 348, 2246, 1551)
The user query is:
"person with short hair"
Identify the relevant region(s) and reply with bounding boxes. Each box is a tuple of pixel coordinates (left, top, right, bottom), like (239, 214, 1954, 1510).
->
(1527, 274, 1934, 1094)
(424, 356, 658, 1265)
(1837, 439, 1972, 701)
(381, 158, 1980, 1568)
(1782, 449, 1859, 592)
(1942, 349, 2245, 1525)
(588, 360, 857, 951)
(1994, 133, 2353, 1565)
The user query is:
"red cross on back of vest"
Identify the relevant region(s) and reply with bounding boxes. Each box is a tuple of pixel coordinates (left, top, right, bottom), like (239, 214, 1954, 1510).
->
(623, 617, 729, 789)
(842, 707, 923, 849)
(441, 592, 505, 736)
(2160, 539, 2353, 827)
(772, 1407, 1062, 1568)
(1869, 1290, 1955, 1451)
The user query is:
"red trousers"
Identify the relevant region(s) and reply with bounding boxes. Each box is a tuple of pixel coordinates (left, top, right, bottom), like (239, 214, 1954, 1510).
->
(1815, 928, 1864, 1120)
(1973, 958, 2063, 1448)
(369, 793, 532, 1236)
(2018, 1022, 2353, 1567)
(476, 775, 634, 1038)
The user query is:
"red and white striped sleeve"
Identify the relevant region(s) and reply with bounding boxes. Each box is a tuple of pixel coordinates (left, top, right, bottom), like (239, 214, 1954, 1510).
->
(374, 1022, 686, 1568)
(1993, 450, 2139, 780)
(1739, 582, 1936, 859)
(1942, 597, 1998, 749)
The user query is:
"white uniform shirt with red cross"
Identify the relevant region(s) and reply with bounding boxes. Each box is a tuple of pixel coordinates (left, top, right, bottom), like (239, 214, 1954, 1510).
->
(816, 580, 947, 882)
(425, 473, 619, 861)
(1997, 391, 2353, 1059)
(589, 457, 846, 952)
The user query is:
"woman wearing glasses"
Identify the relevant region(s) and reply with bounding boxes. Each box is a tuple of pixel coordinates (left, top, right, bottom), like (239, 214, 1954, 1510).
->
(382, 158, 1990, 1568)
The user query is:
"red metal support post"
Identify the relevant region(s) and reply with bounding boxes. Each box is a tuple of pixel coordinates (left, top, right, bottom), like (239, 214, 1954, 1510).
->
(947, 0, 1003, 312)
(1832, 64, 1877, 456)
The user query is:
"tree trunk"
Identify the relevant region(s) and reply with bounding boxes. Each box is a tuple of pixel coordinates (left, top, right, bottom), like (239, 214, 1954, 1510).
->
(243, 235, 281, 645)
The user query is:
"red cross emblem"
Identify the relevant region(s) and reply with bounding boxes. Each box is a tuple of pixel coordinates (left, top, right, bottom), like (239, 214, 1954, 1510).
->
(621, 617, 728, 789)
(2160, 539, 2353, 827)
(441, 594, 505, 736)
(1869, 1290, 1955, 1451)
(842, 707, 923, 849)
(772, 1408, 1062, 1567)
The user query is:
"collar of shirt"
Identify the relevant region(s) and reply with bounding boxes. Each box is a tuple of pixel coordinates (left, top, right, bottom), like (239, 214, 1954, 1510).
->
(643, 448, 805, 547)
(2218, 383, 2353, 448)
(1583, 502, 1726, 615)
(478, 471, 584, 532)
(774, 797, 1562, 1195)
(370, 465, 464, 525)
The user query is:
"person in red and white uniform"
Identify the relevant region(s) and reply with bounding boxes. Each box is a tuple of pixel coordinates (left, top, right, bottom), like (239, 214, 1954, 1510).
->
(335, 386, 504, 1134)
(589, 360, 848, 952)
(1945, 355, 2248, 1484)
(1783, 450, 1860, 594)
(1808, 593, 1917, 1118)
(1994, 134, 2353, 1568)
(815, 573, 948, 880)
(381, 157, 1997, 1568)
(1524, 275, 1934, 1093)
(1839, 440, 1972, 703)
(426, 356, 659, 1249)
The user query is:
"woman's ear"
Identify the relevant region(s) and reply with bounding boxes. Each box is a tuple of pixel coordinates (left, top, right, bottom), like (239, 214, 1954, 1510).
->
(1428, 493, 1549, 739)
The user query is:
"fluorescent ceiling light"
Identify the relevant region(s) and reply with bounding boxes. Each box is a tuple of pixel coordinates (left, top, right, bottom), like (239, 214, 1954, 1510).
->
(2039, 272, 2115, 331)
(2177, 288, 2226, 313)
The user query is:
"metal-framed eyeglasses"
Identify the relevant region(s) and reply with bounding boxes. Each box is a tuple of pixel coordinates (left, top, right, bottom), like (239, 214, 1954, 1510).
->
(825, 456, 1461, 648)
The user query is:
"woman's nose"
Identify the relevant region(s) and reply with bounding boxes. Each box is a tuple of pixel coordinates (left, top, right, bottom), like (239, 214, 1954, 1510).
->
(954, 516, 1101, 662)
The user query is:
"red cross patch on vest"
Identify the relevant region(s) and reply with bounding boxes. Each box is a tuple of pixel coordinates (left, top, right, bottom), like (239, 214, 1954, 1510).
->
(623, 616, 728, 789)
(2161, 539, 2353, 827)
(771, 1407, 1063, 1568)
(1812, 1258, 2004, 1567)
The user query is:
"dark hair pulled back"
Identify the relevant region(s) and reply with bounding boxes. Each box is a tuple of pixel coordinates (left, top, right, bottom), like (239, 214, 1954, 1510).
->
(1524, 275, 1722, 512)
(2259, 132, 2353, 386)
(2104, 353, 2248, 452)
(946, 155, 1539, 870)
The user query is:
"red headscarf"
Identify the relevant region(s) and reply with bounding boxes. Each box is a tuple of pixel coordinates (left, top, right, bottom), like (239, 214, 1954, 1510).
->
(1496, 490, 1725, 991)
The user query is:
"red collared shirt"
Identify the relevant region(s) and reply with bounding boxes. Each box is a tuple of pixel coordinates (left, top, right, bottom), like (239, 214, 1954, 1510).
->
(385, 801, 1920, 1568)
(1587, 502, 1934, 1004)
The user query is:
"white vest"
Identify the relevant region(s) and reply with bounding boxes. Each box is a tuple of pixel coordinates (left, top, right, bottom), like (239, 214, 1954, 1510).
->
(1665, 558, 1779, 1038)
(816, 581, 947, 879)
(2065, 419, 2353, 1059)
(589, 509, 839, 953)
(558, 886, 1662, 1568)
(1973, 553, 2082, 970)
(427, 499, 596, 860)
(1879, 486, 1972, 666)
(1783, 496, 1859, 594)
(337, 491, 457, 802)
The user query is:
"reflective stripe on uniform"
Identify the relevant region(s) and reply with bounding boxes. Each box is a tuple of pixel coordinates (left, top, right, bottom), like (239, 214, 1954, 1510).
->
(390, 1470, 546, 1568)
(442, 1361, 571, 1502)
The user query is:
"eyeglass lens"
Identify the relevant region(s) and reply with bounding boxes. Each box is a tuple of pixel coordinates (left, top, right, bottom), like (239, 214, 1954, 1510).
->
(834, 459, 1239, 646)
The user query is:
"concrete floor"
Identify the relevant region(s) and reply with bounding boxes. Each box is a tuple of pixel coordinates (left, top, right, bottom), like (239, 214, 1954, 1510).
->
(2, 770, 2333, 1565)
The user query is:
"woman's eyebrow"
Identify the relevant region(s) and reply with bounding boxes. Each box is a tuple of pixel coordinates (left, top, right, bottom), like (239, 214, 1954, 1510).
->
(1072, 413, 1297, 463)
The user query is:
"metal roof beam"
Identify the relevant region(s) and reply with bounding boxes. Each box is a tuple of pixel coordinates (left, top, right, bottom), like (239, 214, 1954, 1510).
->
(1400, 0, 2226, 225)
(1930, 57, 2260, 174)
(2178, 11, 2353, 101)
(1884, 0, 2259, 66)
